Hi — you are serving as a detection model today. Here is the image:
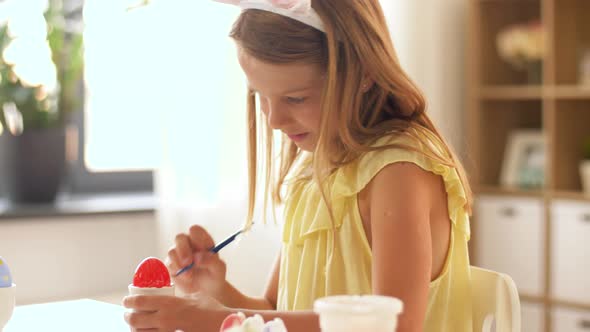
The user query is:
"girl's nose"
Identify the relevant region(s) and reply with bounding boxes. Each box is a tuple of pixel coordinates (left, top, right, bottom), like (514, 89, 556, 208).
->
(265, 102, 290, 130)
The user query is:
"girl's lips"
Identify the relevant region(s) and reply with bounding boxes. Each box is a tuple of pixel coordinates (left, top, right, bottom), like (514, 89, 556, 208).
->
(287, 133, 309, 142)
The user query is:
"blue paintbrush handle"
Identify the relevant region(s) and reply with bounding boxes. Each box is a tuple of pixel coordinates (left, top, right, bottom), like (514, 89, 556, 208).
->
(174, 229, 244, 277)
(211, 230, 242, 253)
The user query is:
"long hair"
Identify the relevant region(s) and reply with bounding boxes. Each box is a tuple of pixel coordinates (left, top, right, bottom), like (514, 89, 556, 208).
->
(229, 0, 473, 227)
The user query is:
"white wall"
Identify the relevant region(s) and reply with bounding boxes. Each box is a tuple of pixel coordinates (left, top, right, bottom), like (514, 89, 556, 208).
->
(381, 0, 467, 155)
(0, 212, 157, 305)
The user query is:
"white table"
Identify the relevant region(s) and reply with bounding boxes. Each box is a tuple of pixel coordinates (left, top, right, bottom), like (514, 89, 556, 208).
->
(4, 299, 129, 332)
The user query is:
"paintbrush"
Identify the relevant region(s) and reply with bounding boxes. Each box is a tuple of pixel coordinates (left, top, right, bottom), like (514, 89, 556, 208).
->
(174, 224, 252, 277)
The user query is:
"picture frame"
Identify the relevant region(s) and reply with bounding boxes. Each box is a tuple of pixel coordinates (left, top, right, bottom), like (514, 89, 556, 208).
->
(500, 130, 546, 189)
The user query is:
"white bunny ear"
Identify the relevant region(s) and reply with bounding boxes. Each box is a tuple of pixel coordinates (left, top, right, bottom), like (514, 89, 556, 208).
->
(291, 1, 312, 15)
(212, 0, 241, 5)
(214, 0, 325, 32)
(270, 0, 312, 14)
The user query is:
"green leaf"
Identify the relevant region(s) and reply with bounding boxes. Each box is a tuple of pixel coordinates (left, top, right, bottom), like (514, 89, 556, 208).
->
(1, 0, 84, 129)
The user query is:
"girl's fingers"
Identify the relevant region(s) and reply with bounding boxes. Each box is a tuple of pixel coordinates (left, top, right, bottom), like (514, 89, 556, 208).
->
(174, 234, 194, 266)
(124, 310, 159, 329)
(167, 246, 196, 290)
(188, 225, 215, 251)
(166, 247, 181, 272)
(123, 295, 171, 311)
(194, 252, 226, 276)
(167, 248, 193, 279)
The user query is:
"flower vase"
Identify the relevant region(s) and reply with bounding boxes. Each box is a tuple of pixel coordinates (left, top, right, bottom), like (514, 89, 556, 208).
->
(526, 61, 542, 85)
(0, 126, 66, 203)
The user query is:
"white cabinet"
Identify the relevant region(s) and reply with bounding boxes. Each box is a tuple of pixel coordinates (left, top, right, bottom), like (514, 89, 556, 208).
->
(552, 306, 590, 332)
(522, 302, 545, 332)
(551, 201, 590, 304)
(475, 196, 545, 296)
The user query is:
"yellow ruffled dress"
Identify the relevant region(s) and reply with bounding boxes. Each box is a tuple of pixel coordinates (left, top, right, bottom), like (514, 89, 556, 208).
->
(276, 127, 473, 331)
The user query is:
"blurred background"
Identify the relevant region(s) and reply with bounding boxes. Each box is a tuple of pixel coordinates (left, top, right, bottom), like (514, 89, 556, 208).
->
(0, 0, 588, 331)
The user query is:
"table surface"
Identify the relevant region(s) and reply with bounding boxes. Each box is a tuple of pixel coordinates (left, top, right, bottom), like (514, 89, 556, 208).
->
(4, 299, 129, 332)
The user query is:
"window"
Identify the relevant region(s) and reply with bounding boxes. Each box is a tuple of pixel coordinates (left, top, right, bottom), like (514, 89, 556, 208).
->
(83, 0, 162, 174)
(2, 0, 244, 195)
(62, 0, 160, 193)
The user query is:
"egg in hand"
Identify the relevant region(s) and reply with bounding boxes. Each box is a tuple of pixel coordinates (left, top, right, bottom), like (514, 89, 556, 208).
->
(0, 257, 13, 288)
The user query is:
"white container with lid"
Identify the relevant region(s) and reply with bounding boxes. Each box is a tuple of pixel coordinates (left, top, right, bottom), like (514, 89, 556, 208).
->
(313, 295, 403, 332)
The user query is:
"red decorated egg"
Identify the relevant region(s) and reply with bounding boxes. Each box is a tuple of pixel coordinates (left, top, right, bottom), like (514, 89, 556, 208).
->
(133, 257, 171, 288)
(220, 313, 245, 331)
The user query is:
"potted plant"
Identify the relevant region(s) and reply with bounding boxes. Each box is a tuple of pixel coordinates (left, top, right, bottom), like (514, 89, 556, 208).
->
(0, 0, 83, 203)
(581, 136, 590, 195)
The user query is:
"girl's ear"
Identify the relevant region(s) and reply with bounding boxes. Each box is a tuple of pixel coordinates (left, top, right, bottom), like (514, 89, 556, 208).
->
(361, 76, 374, 93)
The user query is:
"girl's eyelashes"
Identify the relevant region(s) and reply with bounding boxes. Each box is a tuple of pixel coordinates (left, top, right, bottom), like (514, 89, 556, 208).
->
(286, 96, 308, 104)
(250, 90, 308, 105)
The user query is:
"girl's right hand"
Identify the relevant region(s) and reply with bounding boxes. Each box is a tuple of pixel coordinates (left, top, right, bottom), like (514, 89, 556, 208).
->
(166, 225, 227, 297)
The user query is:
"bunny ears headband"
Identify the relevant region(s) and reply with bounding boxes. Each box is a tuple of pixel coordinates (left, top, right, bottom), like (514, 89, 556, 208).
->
(213, 0, 325, 32)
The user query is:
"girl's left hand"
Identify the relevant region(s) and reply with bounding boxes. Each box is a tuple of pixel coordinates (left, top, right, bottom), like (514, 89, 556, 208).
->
(123, 292, 228, 332)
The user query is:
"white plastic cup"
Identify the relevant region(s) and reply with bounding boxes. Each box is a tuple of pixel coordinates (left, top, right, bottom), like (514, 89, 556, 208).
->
(313, 295, 403, 332)
(0, 284, 16, 332)
(128, 284, 175, 313)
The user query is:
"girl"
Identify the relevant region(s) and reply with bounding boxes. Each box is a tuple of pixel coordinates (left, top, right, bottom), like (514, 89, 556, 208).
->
(124, 0, 474, 331)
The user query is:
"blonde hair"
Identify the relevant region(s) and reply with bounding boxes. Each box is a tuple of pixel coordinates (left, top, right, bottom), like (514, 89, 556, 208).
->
(229, 0, 473, 227)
